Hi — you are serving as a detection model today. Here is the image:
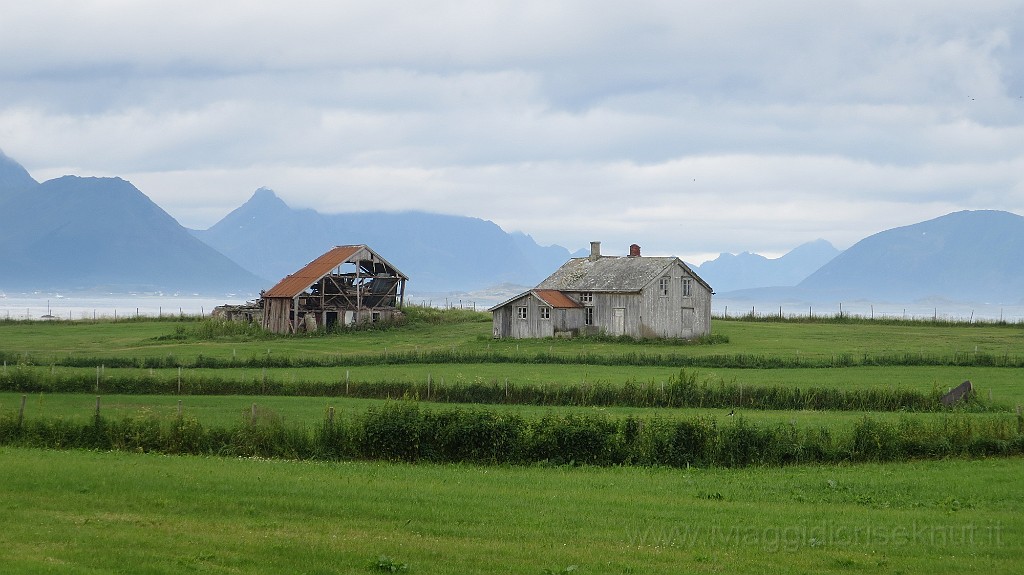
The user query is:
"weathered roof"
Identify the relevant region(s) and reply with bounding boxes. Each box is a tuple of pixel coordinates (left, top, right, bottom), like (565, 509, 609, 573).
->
(264, 245, 407, 298)
(537, 256, 711, 292)
(487, 289, 584, 312)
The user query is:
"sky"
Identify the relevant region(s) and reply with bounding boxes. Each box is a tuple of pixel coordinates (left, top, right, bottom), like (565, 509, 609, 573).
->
(1, 1, 1023, 264)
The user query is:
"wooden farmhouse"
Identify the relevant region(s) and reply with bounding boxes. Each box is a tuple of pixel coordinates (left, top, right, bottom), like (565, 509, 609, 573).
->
(262, 245, 407, 334)
(490, 242, 713, 339)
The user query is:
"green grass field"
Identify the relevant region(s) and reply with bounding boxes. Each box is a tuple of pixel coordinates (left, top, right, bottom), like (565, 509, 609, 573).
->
(1, 313, 1022, 573)
(2, 314, 1023, 363)
(1, 447, 1018, 574)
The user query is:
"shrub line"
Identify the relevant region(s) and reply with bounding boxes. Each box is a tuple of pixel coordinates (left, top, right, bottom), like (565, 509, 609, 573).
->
(2, 403, 1021, 468)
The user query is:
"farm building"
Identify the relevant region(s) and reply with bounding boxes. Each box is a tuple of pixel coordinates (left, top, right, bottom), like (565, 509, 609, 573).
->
(261, 245, 408, 334)
(490, 242, 712, 339)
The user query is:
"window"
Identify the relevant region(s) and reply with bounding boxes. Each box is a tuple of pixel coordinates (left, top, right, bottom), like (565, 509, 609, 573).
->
(539, 306, 551, 320)
(584, 307, 594, 326)
(681, 278, 692, 297)
(371, 311, 381, 322)
(659, 276, 670, 297)
(516, 306, 528, 320)
(580, 292, 593, 304)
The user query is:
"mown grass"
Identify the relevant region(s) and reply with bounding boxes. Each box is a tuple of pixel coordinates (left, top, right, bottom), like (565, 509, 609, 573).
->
(0, 447, 1018, 574)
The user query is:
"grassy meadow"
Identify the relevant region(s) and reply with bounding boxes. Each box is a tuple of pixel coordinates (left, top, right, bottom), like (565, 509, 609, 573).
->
(0, 309, 1022, 573)
(0, 447, 1018, 574)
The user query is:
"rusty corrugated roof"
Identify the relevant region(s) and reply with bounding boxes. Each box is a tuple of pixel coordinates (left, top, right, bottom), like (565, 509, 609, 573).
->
(533, 289, 583, 308)
(263, 245, 365, 298)
(487, 288, 584, 311)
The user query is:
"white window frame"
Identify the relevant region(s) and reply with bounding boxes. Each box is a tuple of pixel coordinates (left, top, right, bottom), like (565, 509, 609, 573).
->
(516, 306, 528, 320)
(584, 307, 594, 326)
(539, 306, 551, 320)
(681, 278, 692, 297)
(580, 292, 594, 304)
(659, 276, 670, 297)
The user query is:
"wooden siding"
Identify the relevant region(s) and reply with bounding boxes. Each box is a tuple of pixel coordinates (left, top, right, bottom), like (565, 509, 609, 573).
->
(492, 257, 712, 340)
(262, 297, 296, 334)
(491, 294, 585, 338)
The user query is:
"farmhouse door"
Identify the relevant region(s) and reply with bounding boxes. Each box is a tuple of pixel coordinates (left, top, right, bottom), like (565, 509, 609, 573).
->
(680, 307, 695, 337)
(612, 307, 625, 336)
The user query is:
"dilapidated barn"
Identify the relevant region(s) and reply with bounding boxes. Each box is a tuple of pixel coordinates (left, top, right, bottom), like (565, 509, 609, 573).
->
(262, 245, 407, 334)
(490, 242, 713, 339)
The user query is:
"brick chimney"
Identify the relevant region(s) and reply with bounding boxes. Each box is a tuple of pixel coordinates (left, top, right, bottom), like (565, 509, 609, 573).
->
(589, 241, 601, 261)
(629, 244, 641, 257)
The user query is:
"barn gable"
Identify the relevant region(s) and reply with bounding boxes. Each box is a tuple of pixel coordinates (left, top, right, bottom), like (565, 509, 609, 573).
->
(262, 245, 407, 334)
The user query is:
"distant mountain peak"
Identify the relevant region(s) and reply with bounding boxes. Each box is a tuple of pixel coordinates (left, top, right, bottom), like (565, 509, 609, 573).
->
(194, 191, 576, 292)
(0, 174, 264, 293)
(798, 209, 1024, 304)
(0, 149, 39, 203)
(696, 239, 840, 293)
(250, 186, 279, 201)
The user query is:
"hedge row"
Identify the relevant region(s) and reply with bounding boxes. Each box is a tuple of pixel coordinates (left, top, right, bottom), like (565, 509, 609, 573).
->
(4, 349, 1024, 370)
(0, 369, 965, 412)
(2, 403, 1021, 467)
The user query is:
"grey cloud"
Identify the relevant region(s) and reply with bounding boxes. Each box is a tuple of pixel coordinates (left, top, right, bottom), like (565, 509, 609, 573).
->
(1, 1, 1023, 262)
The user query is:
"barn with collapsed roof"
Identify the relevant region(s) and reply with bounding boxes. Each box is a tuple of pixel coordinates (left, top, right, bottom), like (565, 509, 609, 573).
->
(261, 245, 407, 334)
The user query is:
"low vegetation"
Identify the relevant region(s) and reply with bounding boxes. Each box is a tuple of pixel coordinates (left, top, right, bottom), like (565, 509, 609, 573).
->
(0, 366, 981, 412)
(2, 401, 1021, 467)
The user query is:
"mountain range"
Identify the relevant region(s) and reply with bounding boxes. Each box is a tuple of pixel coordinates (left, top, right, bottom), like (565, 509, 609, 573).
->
(190, 188, 578, 293)
(796, 209, 1024, 304)
(0, 172, 264, 293)
(692, 239, 841, 294)
(2, 149, 1022, 305)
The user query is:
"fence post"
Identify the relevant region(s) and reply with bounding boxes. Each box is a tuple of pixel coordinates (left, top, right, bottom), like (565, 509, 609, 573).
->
(328, 406, 335, 426)
(177, 399, 183, 418)
(177, 367, 182, 394)
(251, 403, 257, 424)
(427, 374, 431, 399)
(18, 394, 26, 427)
(95, 396, 101, 417)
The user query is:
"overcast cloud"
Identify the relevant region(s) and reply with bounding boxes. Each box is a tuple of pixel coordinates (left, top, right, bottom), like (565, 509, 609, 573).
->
(2, 1, 1022, 262)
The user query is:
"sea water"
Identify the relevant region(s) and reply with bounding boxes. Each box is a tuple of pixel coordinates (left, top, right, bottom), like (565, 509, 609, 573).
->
(0, 291, 255, 321)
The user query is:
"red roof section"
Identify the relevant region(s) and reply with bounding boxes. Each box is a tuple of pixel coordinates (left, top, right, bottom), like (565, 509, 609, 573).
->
(264, 245, 363, 298)
(533, 289, 582, 308)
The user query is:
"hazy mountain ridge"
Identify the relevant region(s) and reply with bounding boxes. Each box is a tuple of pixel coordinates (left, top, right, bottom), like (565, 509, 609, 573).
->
(0, 174, 264, 293)
(694, 238, 840, 293)
(796, 210, 1024, 304)
(0, 149, 39, 205)
(191, 188, 575, 293)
